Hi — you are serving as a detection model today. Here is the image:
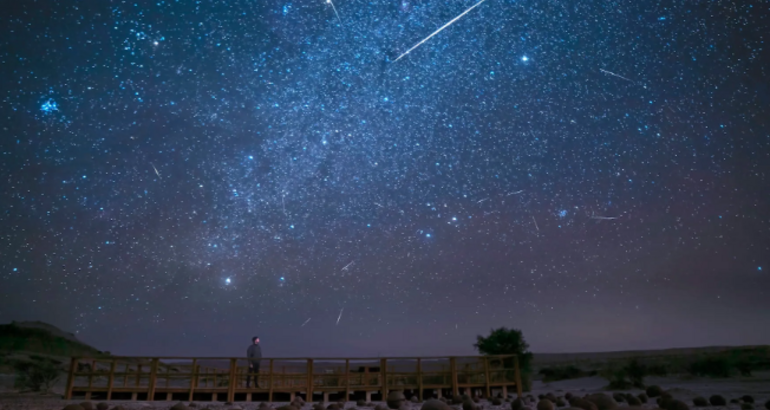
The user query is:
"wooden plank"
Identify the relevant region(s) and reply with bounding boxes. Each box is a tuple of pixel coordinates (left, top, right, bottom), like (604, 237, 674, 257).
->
(417, 358, 423, 402)
(268, 359, 274, 402)
(344, 359, 350, 401)
(64, 357, 78, 400)
(483, 357, 491, 398)
(148, 358, 159, 401)
(450, 357, 458, 398)
(228, 358, 237, 403)
(380, 358, 388, 399)
(122, 363, 130, 387)
(87, 359, 96, 392)
(188, 359, 198, 402)
(513, 355, 522, 398)
(107, 359, 117, 400)
(306, 359, 314, 402)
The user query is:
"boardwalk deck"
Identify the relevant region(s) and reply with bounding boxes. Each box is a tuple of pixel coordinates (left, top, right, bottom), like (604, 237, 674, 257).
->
(64, 355, 522, 403)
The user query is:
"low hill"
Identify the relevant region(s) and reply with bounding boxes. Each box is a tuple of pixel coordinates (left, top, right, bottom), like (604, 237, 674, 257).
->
(0, 321, 105, 359)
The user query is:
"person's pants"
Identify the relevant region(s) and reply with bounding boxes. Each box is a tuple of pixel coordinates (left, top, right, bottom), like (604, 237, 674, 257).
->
(246, 362, 260, 387)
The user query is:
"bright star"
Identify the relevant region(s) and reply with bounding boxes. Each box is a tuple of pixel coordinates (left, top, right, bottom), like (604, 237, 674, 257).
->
(225, 277, 231, 284)
(522, 56, 529, 62)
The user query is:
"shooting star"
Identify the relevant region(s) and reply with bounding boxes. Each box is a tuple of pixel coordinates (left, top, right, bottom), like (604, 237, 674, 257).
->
(506, 190, 524, 196)
(394, 0, 489, 62)
(150, 163, 161, 178)
(326, 0, 342, 24)
(341, 261, 355, 271)
(532, 216, 539, 231)
(301, 318, 311, 327)
(336, 307, 344, 325)
(591, 213, 621, 220)
(599, 68, 634, 83)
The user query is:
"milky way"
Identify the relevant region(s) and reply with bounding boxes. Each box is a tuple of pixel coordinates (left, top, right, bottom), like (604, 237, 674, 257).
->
(1, 0, 769, 357)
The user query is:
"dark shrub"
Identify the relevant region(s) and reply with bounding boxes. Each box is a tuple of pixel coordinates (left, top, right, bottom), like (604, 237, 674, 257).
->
(612, 394, 625, 403)
(688, 358, 731, 378)
(646, 386, 663, 398)
(463, 400, 477, 410)
(492, 398, 503, 406)
(13, 359, 61, 392)
(539, 366, 589, 382)
(693, 397, 708, 407)
(357, 401, 367, 407)
(647, 365, 669, 377)
(556, 400, 566, 407)
(764, 400, 770, 410)
(740, 405, 753, 410)
(63, 406, 85, 410)
(626, 396, 641, 406)
(638, 394, 648, 404)
(624, 359, 647, 388)
(511, 398, 525, 410)
(474, 327, 534, 392)
(537, 400, 554, 410)
(709, 396, 726, 406)
(743, 397, 755, 404)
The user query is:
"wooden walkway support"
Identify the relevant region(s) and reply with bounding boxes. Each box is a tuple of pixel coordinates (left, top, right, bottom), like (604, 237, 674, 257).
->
(65, 354, 522, 403)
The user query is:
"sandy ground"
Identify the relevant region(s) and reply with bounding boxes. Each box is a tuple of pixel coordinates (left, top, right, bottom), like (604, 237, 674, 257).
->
(1, 372, 768, 410)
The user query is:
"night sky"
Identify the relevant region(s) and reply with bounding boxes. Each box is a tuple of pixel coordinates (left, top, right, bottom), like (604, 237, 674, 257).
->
(1, 0, 769, 359)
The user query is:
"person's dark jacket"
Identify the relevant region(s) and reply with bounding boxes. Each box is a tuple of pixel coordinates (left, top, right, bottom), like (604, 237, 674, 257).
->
(247, 343, 262, 364)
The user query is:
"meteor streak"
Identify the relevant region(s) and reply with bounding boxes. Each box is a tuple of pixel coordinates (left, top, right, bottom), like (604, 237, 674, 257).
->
(326, 0, 342, 24)
(336, 307, 344, 325)
(394, 0, 488, 62)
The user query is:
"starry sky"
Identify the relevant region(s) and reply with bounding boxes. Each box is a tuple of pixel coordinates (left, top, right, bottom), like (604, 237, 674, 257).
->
(1, 0, 769, 359)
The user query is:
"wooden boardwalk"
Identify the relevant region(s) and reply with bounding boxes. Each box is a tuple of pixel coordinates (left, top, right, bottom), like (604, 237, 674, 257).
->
(65, 355, 523, 403)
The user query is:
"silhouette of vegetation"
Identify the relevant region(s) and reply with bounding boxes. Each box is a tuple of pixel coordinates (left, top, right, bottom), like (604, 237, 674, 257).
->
(539, 365, 597, 382)
(474, 327, 533, 391)
(600, 358, 646, 389)
(13, 356, 62, 392)
(688, 357, 732, 378)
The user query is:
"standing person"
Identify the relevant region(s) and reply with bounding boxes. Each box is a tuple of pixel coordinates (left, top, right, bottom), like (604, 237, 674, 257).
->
(246, 336, 262, 388)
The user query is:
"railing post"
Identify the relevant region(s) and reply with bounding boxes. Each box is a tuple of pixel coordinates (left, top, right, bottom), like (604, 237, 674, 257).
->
(483, 357, 491, 398)
(345, 359, 350, 401)
(417, 358, 423, 402)
(228, 358, 237, 403)
(65, 357, 78, 400)
(135, 364, 143, 387)
(123, 363, 130, 387)
(450, 357, 458, 398)
(513, 355, 523, 398)
(268, 359, 274, 402)
(380, 358, 388, 400)
(86, 359, 95, 398)
(307, 359, 314, 403)
(188, 359, 198, 402)
(148, 358, 159, 401)
(107, 359, 117, 400)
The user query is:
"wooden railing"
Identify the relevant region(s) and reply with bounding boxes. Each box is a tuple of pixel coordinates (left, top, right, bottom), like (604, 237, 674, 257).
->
(64, 355, 522, 403)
